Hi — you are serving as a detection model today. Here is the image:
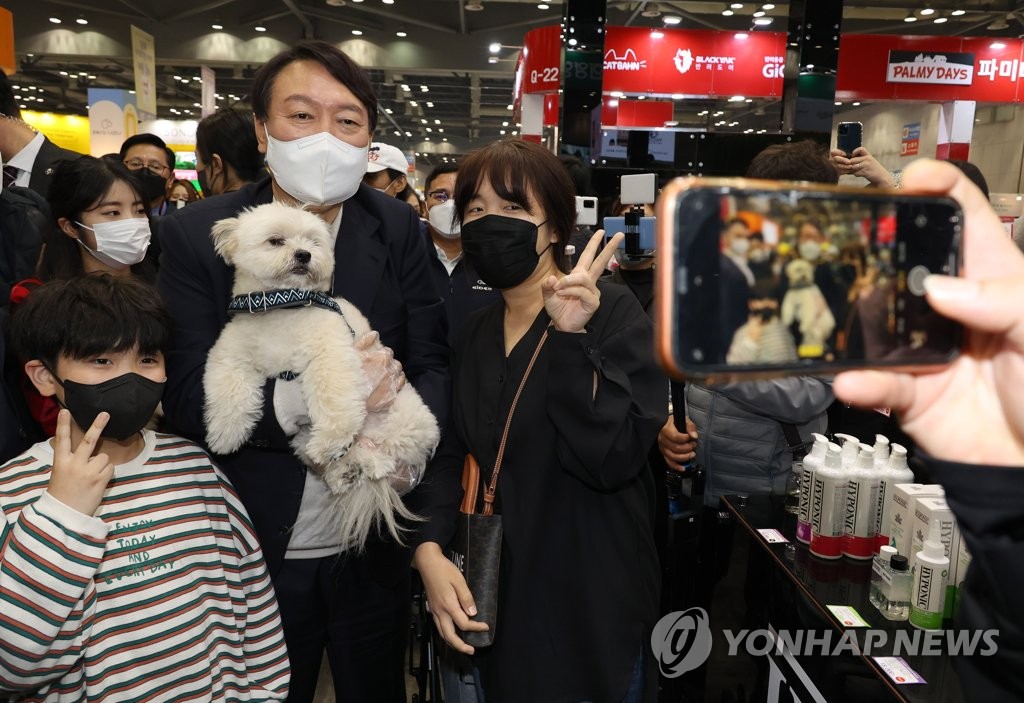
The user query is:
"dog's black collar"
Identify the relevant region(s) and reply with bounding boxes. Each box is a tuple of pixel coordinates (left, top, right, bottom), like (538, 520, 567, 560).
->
(227, 289, 342, 316)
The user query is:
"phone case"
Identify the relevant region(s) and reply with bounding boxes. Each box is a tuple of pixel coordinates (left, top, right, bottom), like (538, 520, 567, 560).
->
(654, 176, 963, 383)
(837, 122, 863, 156)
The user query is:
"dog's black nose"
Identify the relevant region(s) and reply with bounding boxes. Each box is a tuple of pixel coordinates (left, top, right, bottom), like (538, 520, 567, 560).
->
(294, 250, 312, 264)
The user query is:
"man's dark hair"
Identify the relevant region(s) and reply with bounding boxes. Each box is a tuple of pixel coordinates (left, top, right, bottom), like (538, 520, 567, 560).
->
(0, 71, 19, 117)
(425, 163, 459, 194)
(251, 40, 378, 133)
(119, 133, 175, 172)
(195, 108, 266, 183)
(746, 140, 839, 184)
(946, 160, 989, 199)
(11, 274, 173, 370)
(559, 154, 596, 197)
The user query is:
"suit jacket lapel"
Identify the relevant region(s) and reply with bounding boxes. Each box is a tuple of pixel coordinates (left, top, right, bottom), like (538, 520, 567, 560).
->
(333, 192, 386, 314)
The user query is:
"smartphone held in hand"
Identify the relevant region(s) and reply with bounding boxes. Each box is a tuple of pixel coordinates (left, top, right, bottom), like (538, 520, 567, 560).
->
(654, 177, 963, 382)
(837, 121, 863, 156)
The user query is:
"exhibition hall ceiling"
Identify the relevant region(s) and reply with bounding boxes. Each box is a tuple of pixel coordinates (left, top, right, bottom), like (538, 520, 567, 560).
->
(5, 0, 1024, 160)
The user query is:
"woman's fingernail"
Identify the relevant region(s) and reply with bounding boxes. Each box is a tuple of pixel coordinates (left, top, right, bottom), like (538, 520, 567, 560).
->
(923, 275, 980, 301)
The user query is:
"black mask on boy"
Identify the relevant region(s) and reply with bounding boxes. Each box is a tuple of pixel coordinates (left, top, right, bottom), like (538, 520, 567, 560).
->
(52, 371, 165, 441)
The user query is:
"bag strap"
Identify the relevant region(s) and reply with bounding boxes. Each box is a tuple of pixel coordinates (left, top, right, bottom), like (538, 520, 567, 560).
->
(481, 329, 549, 517)
(779, 422, 808, 462)
(460, 455, 480, 513)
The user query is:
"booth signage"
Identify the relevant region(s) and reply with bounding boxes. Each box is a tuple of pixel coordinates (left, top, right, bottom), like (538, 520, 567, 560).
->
(839, 35, 1024, 102)
(901, 122, 920, 156)
(521, 25, 561, 94)
(601, 27, 786, 98)
(886, 51, 974, 85)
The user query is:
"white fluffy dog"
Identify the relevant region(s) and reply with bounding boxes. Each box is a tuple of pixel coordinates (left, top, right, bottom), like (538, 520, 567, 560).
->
(203, 202, 439, 551)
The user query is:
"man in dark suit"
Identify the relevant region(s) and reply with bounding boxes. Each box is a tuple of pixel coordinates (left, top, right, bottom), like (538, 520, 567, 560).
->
(157, 41, 448, 703)
(0, 72, 80, 197)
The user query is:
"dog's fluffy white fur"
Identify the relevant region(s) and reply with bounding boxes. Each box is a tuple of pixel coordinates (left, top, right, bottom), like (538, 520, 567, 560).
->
(203, 202, 439, 551)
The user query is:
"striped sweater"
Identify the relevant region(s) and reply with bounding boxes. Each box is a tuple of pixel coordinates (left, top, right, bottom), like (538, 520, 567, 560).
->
(0, 431, 290, 702)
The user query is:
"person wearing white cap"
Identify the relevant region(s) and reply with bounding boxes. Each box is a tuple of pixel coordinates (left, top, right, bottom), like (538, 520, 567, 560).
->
(364, 141, 410, 197)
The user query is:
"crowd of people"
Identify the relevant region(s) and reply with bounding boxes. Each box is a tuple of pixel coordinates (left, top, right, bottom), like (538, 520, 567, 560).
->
(1, 39, 1023, 703)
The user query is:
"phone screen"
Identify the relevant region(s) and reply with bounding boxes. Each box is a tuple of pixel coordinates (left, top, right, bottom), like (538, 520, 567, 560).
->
(656, 179, 963, 380)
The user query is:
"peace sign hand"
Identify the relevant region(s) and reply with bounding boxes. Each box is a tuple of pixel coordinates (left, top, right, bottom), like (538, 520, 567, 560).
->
(48, 409, 115, 517)
(542, 230, 624, 333)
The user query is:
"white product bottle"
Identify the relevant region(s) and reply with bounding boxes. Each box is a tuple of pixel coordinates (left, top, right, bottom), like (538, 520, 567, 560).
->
(796, 433, 829, 544)
(843, 444, 879, 560)
(834, 433, 860, 468)
(909, 518, 949, 630)
(873, 434, 890, 470)
(870, 434, 891, 556)
(877, 444, 914, 551)
(810, 443, 846, 560)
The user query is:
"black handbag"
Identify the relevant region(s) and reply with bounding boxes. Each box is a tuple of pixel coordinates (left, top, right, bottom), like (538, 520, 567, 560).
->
(446, 330, 549, 648)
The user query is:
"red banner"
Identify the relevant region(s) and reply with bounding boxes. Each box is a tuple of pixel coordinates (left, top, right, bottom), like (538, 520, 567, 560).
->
(602, 27, 786, 98)
(837, 34, 1024, 102)
(614, 99, 673, 128)
(522, 25, 562, 95)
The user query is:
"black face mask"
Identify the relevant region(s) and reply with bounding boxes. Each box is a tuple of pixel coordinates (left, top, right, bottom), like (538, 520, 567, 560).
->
(54, 372, 165, 441)
(754, 308, 775, 323)
(197, 168, 211, 197)
(461, 215, 551, 290)
(131, 169, 169, 203)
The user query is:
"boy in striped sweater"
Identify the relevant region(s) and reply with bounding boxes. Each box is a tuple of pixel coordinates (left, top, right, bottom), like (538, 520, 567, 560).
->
(0, 274, 289, 701)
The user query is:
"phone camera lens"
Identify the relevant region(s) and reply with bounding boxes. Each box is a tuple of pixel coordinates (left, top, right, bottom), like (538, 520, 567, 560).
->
(915, 214, 928, 228)
(839, 125, 847, 134)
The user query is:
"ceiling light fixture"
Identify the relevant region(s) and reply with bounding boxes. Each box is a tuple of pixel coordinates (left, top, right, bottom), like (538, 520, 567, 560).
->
(641, 2, 662, 18)
(991, 41, 1007, 49)
(382, 0, 395, 4)
(671, 93, 684, 99)
(651, 31, 664, 39)
(753, 11, 765, 17)
(396, 30, 407, 37)
(254, 25, 267, 31)
(326, 0, 346, 5)
(489, 42, 501, 53)
(988, 15, 1010, 30)
(920, 8, 935, 16)
(76, 17, 88, 25)
(488, 56, 498, 63)
(762, 3, 775, 9)
(211, 23, 223, 29)
(903, 15, 917, 22)
(950, 9, 965, 16)
(722, 10, 734, 17)
(420, 85, 429, 92)
(663, 14, 682, 25)
(753, 17, 772, 25)
(538, 2, 550, 8)
(731, 3, 743, 8)
(852, 101, 861, 106)
(735, 32, 749, 39)
(351, 29, 363, 35)
(49, 17, 61, 23)
(934, 17, 948, 23)
(465, 1, 484, 10)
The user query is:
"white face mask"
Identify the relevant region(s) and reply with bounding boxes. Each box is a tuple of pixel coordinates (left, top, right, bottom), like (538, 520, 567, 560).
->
(729, 237, 750, 257)
(798, 240, 822, 262)
(75, 217, 151, 268)
(264, 125, 368, 206)
(428, 199, 461, 239)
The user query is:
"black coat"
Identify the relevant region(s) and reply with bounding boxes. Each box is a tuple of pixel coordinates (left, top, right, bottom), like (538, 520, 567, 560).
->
(156, 177, 450, 577)
(415, 282, 665, 702)
(27, 137, 81, 198)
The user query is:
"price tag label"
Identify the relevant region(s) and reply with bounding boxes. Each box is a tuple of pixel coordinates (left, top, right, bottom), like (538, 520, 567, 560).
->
(873, 656, 927, 684)
(757, 528, 789, 544)
(826, 605, 870, 627)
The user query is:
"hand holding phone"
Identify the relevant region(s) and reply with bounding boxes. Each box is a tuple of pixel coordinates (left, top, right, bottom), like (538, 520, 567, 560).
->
(836, 121, 863, 157)
(833, 160, 1024, 466)
(655, 177, 963, 383)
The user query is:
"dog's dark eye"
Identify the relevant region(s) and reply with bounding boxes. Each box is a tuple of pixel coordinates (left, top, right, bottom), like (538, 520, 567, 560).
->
(268, 237, 285, 247)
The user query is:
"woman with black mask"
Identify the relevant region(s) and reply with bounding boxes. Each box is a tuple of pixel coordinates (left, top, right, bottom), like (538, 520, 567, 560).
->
(411, 139, 666, 702)
(194, 108, 266, 197)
